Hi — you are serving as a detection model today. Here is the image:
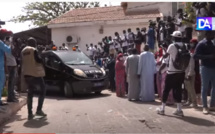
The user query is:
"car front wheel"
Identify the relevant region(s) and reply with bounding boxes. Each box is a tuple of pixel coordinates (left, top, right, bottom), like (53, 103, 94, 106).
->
(64, 81, 74, 98)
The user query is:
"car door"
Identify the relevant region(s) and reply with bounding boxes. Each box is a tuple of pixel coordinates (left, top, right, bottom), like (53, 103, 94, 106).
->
(43, 53, 64, 90)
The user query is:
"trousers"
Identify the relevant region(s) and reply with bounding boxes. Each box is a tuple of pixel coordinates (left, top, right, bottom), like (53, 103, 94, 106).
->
(135, 44, 141, 54)
(184, 75, 197, 104)
(25, 76, 46, 115)
(200, 66, 215, 108)
(0, 70, 5, 103)
(7, 66, 17, 101)
(162, 73, 185, 103)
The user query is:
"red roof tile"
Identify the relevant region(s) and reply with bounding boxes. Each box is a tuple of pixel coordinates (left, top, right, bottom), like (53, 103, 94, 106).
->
(49, 6, 161, 25)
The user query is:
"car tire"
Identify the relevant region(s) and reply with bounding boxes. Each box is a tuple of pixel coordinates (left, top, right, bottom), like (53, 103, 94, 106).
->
(64, 81, 74, 98)
(95, 91, 102, 95)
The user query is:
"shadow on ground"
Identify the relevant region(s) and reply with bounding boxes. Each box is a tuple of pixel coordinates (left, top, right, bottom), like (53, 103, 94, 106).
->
(0, 114, 26, 133)
(0, 114, 49, 133)
(23, 116, 49, 128)
(45, 91, 112, 101)
(165, 114, 215, 126)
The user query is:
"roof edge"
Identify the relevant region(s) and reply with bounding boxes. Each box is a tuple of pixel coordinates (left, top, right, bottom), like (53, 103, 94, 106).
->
(48, 18, 156, 29)
(48, 6, 122, 25)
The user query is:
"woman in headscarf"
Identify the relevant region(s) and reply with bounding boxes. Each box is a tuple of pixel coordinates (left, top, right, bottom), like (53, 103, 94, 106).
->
(115, 53, 126, 97)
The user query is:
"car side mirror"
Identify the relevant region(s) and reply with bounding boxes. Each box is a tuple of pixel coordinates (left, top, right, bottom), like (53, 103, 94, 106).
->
(58, 61, 63, 67)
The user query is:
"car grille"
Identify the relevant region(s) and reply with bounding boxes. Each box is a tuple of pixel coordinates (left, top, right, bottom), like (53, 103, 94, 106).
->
(84, 70, 103, 79)
(86, 73, 103, 78)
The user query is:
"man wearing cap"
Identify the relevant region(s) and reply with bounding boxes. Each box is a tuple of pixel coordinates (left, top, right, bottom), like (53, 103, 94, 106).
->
(157, 31, 186, 116)
(21, 37, 47, 120)
(194, 31, 215, 114)
(0, 38, 11, 106)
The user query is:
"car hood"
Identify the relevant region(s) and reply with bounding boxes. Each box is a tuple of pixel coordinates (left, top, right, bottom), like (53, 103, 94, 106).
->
(66, 64, 101, 71)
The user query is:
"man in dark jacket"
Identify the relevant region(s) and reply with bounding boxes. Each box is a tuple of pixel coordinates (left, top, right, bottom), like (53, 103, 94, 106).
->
(194, 31, 215, 114)
(107, 54, 116, 92)
(135, 28, 143, 54)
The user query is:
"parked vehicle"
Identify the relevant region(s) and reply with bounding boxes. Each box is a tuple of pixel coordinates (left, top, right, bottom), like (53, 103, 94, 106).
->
(41, 50, 109, 98)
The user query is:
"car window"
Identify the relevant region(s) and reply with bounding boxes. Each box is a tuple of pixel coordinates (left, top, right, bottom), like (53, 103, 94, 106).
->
(59, 51, 93, 65)
(44, 55, 61, 70)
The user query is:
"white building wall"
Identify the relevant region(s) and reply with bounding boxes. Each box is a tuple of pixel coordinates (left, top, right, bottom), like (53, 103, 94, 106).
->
(126, 2, 172, 16)
(51, 22, 149, 53)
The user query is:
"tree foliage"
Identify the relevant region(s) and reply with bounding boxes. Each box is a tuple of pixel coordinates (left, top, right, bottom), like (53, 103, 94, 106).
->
(11, 2, 100, 26)
(184, 2, 193, 14)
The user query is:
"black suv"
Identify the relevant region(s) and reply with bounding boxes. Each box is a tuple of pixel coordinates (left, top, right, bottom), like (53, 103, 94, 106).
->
(41, 50, 109, 98)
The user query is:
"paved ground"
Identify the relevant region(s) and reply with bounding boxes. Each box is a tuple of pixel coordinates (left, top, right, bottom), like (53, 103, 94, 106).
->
(0, 94, 27, 126)
(0, 90, 215, 133)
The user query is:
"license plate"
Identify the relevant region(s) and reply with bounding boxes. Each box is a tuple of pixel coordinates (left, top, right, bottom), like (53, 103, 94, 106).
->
(94, 82, 104, 87)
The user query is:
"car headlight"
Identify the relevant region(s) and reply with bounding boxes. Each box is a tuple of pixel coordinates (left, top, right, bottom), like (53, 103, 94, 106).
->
(74, 69, 87, 78)
(101, 68, 106, 76)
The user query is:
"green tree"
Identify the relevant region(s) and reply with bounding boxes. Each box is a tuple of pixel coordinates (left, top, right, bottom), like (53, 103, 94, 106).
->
(183, 2, 196, 24)
(184, 2, 194, 15)
(11, 2, 100, 26)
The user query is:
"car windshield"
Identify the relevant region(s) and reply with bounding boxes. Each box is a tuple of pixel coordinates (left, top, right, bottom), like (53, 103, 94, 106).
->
(58, 51, 93, 65)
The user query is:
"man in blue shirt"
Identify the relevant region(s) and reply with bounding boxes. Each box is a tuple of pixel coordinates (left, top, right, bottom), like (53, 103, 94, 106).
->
(194, 31, 215, 114)
(147, 22, 156, 52)
(0, 39, 11, 106)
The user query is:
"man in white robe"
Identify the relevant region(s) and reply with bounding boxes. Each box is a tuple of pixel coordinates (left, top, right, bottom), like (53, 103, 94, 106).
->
(125, 49, 140, 101)
(138, 45, 156, 102)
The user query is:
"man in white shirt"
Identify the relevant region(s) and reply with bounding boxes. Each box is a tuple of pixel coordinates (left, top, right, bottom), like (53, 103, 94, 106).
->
(62, 43, 68, 50)
(127, 28, 135, 49)
(98, 42, 104, 56)
(4, 37, 18, 102)
(114, 32, 122, 53)
(89, 43, 96, 60)
(157, 31, 186, 116)
(108, 36, 116, 56)
(175, 9, 185, 36)
(94, 45, 99, 57)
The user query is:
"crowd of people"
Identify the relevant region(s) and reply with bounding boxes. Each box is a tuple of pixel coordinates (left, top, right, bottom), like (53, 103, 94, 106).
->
(83, 3, 215, 116)
(0, 35, 48, 118)
(105, 30, 215, 116)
